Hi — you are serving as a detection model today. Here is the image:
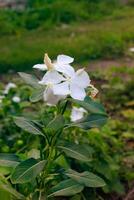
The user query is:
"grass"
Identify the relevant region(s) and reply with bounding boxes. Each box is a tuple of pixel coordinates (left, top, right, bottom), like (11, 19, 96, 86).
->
(1, 15, 134, 73)
(0, 4, 134, 73)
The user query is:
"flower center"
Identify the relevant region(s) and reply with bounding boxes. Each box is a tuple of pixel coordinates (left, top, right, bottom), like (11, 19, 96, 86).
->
(47, 82, 53, 88)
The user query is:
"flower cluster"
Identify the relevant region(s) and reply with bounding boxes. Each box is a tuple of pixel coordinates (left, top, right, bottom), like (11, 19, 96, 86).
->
(33, 54, 98, 105)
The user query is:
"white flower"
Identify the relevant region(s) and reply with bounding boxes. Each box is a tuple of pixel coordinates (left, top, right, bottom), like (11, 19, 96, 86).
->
(38, 54, 67, 106)
(43, 87, 65, 106)
(37, 53, 90, 103)
(3, 83, 16, 94)
(71, 106, 87, 122)
(39, 70, 66, 105)
(12, 96, 21, 103)
(129, 47, 134, 52)
(53, 68, 91, 100)
(33, 53, 74, 77)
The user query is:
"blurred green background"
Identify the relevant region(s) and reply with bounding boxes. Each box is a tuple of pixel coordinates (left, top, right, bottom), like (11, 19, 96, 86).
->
(0, 0, 134, 73)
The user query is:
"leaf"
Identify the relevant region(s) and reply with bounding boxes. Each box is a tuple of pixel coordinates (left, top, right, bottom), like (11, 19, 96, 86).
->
(48, 179, 84, 197)
(0, 189, 11, 200)
(72, 113, 107, 130)
(46, 115, 65, 133)
(70, 96, 107, 115)
(14, 117, 44, 136)
(58, 143, 93, 162)
(0, 154, 20, 168)
(66, 169, 106, 188)
(0, 181, 24, 199)
(11, 158, 46, 184)
(55, 155, 69, 169)
(19, 72, 41, 89)
(30, 87, 44, 102)
(0, 175, 24, 199)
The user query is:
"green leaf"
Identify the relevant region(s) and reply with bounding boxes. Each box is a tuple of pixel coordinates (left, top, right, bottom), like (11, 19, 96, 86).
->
(48, 179, 84, 197)
(70, 96, 107, 115)
(14, 117, 44, 136)
(0, 175, 24, 199)
(58, 143, 93, 162)
(11, 158, 46, 184)
(66, 169, 106, 188)
(30, 87, 44, 102)
(0, 154, 20, 167)
(19, 72, 41, 89)
(0, 181, 24, 199)
(73, 114, 107, 130)
(0, 189, 11, 200)
(46, 115, 65, 133)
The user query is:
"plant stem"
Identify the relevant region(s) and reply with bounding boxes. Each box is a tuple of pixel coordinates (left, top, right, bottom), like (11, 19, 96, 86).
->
(81, 192, 86, 200)
(39, 101, 68, 198)
(61, 100, 68, 115)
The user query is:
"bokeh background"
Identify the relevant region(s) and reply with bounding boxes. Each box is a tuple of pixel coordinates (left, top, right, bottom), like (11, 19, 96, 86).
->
(0, 0, 134, 73)
(0, 1, 134, 199)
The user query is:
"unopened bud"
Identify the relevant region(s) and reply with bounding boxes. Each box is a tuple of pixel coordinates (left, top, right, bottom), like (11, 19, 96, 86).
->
(44, 53, 53, 70)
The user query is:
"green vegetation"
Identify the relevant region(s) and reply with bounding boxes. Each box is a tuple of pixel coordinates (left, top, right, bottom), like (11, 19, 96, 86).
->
(0, 0, 134, 73)
(0, 65, 133, 199)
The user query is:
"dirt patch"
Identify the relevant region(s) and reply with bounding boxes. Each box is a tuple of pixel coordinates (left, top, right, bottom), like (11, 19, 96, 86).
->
(87, 58, 134, 72)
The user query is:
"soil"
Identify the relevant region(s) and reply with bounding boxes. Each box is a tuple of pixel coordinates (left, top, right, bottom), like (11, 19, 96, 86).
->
(87, 57, 134, 72)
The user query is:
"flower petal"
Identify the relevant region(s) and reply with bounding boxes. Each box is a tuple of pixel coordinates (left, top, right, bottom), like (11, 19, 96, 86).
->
(73, 69, 90, 88)
(44, 87, 65, 106)
(12, 96, 21, 103)
(3, 83, 16, 94)
(39, 71, 65, 85)
(71, 106, 86, 122)
(55, 64, 75, 78)
(70, 82, 86, 100)
(53, 82, 70, 96)
(33, 64, 47, 71)
(57, 55, 74, 64)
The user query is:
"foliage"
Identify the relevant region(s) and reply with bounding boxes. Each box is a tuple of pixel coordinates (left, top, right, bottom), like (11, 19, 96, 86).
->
(0, 55, 109, 199)
(0, 0, 122, 35)
(0, 63, 133, 199)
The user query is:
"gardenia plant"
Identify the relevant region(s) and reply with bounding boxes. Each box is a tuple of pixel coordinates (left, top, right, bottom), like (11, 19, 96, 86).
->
(0, 53, 108, 200)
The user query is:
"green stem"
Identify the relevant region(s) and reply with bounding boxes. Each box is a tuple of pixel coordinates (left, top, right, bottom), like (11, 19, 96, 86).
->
(61, 100, 68, 115)
(39, 101, 68, 198)
(81, 192, 86, 200)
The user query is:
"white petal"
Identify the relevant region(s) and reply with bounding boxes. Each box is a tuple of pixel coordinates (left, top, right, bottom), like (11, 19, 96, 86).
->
(70, 82, 86, 100)
(3, 83, 16, 94)
(57, 55, 74, 64)
(71, 106, 86, 122)
(129, 47, 134, 52)
(33, 64, 47, 71)
(43, 87, 65, 106)
(39, 71, 65, 85)
(79, 107, 87, 113)
(12, 96, 21, 103)
(74, 69, 90, 88)
(53, 82, 70, 96)
(55, 64, 75, 78)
